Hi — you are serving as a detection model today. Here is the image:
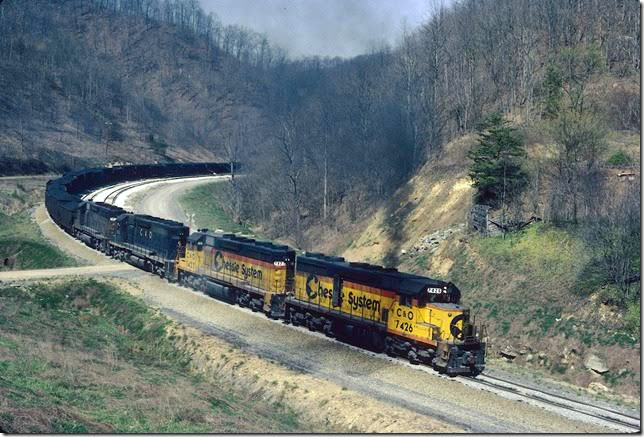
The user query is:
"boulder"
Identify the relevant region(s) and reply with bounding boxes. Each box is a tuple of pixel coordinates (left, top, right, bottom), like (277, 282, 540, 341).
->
(588, 382, 610, 393)
(585, 354, 609, 374)
(500, 347, 517, 360)
(525, 354, 534, 363)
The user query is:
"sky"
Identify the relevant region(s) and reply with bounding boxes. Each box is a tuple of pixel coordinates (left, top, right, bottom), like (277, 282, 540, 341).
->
(198, 0, 431, 59)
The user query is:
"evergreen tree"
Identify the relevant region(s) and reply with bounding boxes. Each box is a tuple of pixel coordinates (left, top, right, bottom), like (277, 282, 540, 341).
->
(467, 113, 528, 209)
(542, 63, 564, 119)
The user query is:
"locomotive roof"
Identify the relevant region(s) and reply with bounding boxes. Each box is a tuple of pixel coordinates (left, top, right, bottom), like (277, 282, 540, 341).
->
(218, 233, 294, 253)
(189, 231, 295, 262)
(124, 213, 188, 229)
(297, 252, 452, 297)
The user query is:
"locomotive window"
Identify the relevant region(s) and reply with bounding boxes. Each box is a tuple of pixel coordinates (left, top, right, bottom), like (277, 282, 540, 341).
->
(205, 236, 215, 246)
(400, 295, 411, 307)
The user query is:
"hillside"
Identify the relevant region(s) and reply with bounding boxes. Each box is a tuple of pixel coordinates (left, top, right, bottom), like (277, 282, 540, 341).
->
(0, 0, 270, 173)
(0, 279, 320, 433)
(337, 84, 640, 399)
(1, 0, 640, 405)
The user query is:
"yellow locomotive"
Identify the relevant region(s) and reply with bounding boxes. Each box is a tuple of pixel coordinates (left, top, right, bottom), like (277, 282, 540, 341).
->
(177, 231, 295, 317)
(176, 231, 485, 376)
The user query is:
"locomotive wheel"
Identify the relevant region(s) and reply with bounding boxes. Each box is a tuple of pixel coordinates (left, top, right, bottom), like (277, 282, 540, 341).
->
(323, 321, 334, 338)
(408, 349, 419, 365)
(385, 339, 396, 357)
(282, 308, 292, 324)
(371, 333, 385, 353)
(305, 313, 315, 331)
(236, 294, 245, 307)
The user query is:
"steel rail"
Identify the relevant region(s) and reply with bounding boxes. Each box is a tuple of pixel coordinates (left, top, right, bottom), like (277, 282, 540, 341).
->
(460, 373, 640, 432)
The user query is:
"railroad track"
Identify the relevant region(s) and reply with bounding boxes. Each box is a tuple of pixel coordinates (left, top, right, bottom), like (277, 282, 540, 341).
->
(78, 176, 640, 432)
(102, 178, 164, 204)
(83, 175, 220, 205)
(84, 178, 164, 203)
(458, 373, 640, 432)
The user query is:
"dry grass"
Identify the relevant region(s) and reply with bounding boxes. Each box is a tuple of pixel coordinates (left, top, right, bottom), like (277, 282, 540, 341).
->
(0, 280, 316, 433)
(342, 134, 477, 265)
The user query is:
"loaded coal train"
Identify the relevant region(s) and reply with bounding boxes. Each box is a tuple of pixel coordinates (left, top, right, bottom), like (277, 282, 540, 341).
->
(46, 163, 486, 376)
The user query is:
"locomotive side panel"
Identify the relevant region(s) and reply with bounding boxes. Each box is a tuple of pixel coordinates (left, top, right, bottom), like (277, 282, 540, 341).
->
(201, 248, 285, 294)
(177, 232, 295, 315)
(292, 271, 396, 325)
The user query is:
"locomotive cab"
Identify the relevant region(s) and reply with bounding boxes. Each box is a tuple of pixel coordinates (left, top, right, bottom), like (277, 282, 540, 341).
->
(424, 302, 486, 376)
(386, 281, 485, 375)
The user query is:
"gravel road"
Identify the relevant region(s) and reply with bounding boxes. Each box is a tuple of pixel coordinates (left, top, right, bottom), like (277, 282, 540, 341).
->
(0, 264, 136, 282)
(21, 177, 615, 433)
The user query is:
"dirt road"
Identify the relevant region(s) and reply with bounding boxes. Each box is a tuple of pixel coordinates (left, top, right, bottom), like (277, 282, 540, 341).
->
(0, 264, 137, 282)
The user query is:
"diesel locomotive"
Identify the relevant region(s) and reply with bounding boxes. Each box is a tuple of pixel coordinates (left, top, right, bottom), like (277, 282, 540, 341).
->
(45, 163, 486, 376)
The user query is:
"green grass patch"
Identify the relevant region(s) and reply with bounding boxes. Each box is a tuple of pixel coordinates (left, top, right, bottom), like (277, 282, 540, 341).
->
(476, 223, 588, 283)
(624, 299, 640, 336)
(411, 253, 430, 272)
(0, 210, 78, 270)
(606, 149, 632, 166)
(179, 181, 251, 234)
(0, 279, 319, 433)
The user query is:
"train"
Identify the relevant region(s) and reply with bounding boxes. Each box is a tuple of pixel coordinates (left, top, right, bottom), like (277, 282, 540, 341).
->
(45, 163, 486, 376)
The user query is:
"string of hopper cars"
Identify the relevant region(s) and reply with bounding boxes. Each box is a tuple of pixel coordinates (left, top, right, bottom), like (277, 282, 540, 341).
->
(46, 163, 486, 376)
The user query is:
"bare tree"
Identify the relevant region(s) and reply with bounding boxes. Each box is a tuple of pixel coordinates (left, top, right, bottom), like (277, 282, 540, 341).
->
(546, 111, 606, 223)
(586, 180, 640, 305)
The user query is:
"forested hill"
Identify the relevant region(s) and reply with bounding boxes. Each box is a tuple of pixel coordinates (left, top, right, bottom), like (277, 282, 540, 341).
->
(0, 0, 276, 173)
(0, 0, 640, 244)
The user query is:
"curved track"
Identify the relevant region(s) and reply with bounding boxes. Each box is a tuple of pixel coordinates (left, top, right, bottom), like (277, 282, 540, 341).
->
(43, 175, 641, 433)
(460, 374, 640, 432)
(113, 176, 639, 433)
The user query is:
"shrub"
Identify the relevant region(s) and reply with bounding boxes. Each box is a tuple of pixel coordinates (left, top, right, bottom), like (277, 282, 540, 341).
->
(624, 299, 640, 336)
(606, 150, 632, 167)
